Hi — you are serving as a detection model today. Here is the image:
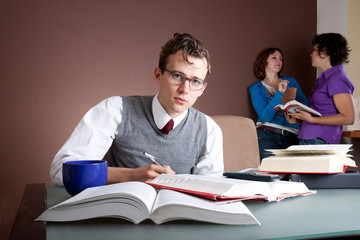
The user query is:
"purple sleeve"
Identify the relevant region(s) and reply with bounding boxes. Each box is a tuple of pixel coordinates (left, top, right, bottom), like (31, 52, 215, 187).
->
(327, 75, 354, 97)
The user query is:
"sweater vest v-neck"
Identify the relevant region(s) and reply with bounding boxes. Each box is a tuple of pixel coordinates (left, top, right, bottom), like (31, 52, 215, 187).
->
(108, 96, 207, 174)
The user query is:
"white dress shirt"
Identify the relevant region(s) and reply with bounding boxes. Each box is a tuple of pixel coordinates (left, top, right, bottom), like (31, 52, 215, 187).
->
(50, 94, 224, 185)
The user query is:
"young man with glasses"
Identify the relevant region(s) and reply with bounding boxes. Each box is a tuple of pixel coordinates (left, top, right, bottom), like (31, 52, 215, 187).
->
(50, 33, 224, 185)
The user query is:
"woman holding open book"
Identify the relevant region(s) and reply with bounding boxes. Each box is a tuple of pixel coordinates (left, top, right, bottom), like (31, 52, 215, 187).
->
(288, 33, 354, 145)
(249, 48, 308, 161)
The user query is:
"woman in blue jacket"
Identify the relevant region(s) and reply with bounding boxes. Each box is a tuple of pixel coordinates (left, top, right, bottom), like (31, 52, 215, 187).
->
(249, 48, 308, 161)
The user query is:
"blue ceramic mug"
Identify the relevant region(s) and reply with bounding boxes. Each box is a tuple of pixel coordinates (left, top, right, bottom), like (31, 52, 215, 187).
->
(62, 160, 108, 196)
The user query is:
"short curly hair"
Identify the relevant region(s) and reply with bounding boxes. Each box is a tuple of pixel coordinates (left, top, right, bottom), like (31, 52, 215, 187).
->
(158, 33, 211, 77)
(253, 48, 284, 80)
(312, 33, 351, 66)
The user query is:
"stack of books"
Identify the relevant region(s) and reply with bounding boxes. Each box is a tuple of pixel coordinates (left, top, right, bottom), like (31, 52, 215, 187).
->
(259, 144, 359, 188)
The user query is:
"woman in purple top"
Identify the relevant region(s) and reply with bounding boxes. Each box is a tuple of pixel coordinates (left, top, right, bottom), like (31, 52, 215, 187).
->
(288, 33, 355, 144)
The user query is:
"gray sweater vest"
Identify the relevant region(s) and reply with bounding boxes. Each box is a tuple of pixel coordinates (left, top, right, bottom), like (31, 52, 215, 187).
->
(108, 96, 207, 174)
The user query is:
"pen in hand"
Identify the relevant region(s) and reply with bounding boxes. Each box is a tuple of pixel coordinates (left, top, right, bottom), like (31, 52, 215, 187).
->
(143, 152, 164, 167)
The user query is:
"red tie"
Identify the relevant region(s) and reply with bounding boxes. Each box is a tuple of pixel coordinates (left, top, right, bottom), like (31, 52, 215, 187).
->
(161, 119, 174, 134)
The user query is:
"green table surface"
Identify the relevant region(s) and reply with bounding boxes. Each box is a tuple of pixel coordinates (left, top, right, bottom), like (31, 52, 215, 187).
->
(46, 186, 360, 240)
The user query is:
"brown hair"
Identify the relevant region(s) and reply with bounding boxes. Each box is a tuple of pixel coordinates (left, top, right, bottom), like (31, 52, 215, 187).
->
(159, 33, 211, 77)
(253, 48, 284, 80)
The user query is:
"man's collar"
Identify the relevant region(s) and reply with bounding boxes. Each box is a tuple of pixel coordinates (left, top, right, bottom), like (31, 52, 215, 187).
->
(152, 94, 188, 129)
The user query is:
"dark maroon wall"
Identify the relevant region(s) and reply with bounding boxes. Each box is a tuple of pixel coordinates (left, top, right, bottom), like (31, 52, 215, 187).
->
(0, 0, 316, 238)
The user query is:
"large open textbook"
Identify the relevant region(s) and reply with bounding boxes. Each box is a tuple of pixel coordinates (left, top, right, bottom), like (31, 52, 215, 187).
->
(35, 181, 260, 225)
(146, 174, 315, 202)
(259, 144, 356, 174)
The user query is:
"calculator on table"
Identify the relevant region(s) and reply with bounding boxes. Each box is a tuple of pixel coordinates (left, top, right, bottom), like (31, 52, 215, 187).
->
(223, 171, 279, 182)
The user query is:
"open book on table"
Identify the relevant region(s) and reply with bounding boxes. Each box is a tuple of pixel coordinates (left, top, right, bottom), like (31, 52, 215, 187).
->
(274, 100, 322, 117)
(35, 181, 260, 225)
(146, 174, 315, 202)
(259, 144, 356, 174)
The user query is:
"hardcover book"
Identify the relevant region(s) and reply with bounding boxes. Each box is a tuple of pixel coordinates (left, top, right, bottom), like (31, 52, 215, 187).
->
(274, 100, 322, 117)
(259, 144, 356, 174)
(146, 174, 315, 202)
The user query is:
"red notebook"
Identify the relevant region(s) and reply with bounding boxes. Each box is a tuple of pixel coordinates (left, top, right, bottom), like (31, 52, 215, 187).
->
(146, 174, 315, 202)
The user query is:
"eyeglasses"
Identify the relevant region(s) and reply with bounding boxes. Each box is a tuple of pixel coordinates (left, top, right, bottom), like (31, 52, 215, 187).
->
(164, 69, 206, 91)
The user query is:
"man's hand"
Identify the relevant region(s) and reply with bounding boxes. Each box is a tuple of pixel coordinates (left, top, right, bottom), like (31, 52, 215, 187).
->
(131, 164, 175, 182)
(107, 165, 175, 184)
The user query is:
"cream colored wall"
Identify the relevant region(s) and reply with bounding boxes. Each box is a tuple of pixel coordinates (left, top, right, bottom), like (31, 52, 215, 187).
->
(317, 0, 360, 130)
(347, 0, 360, 130)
